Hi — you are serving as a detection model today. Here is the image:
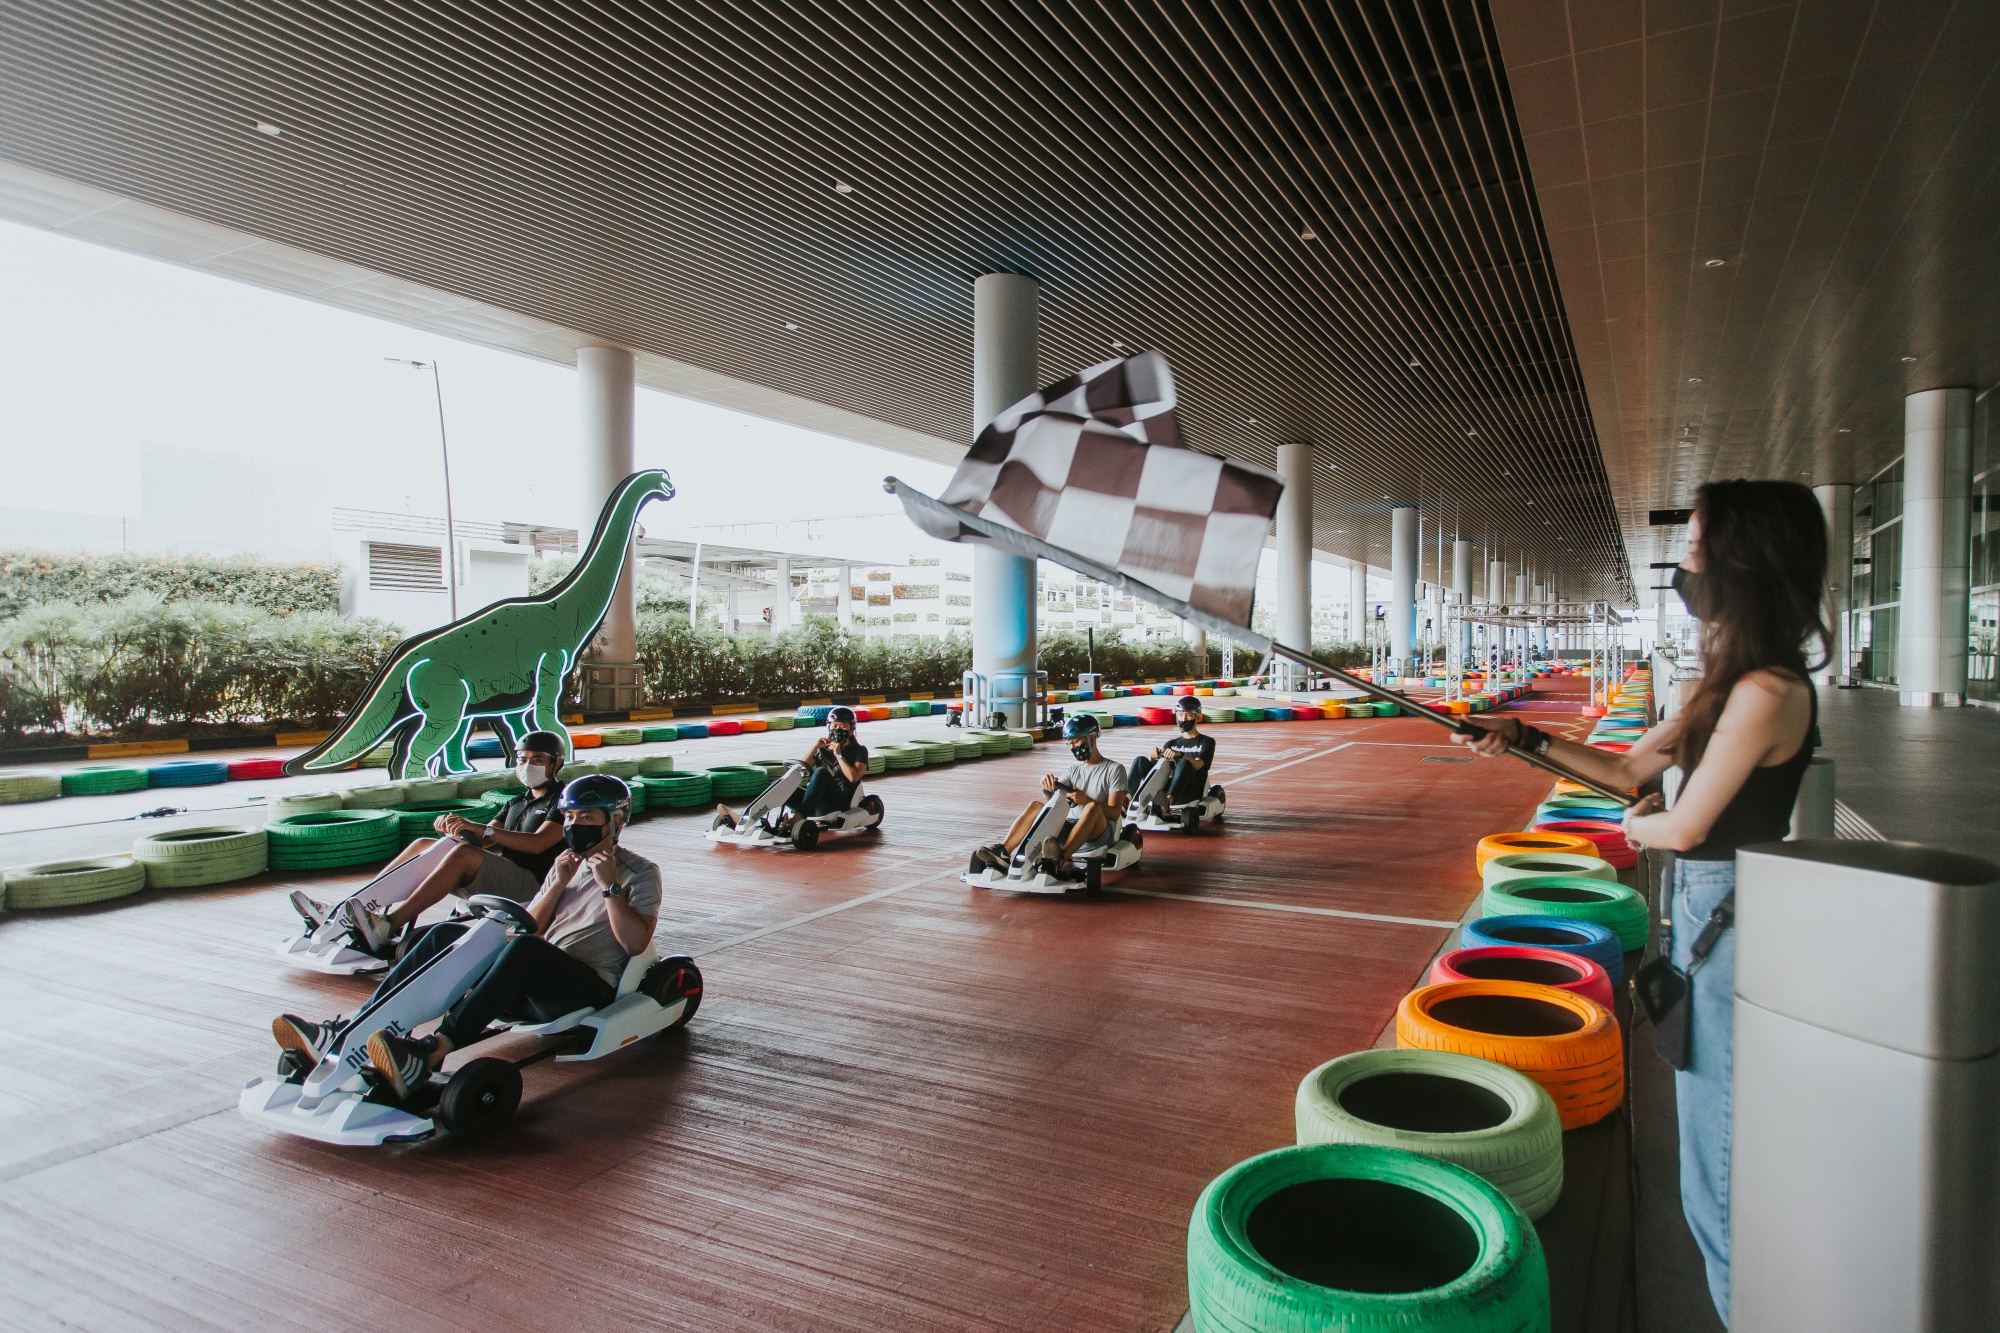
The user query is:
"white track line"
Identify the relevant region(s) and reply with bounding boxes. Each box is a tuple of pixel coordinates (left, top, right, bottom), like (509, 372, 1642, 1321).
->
(1228, 741, 1356, 785)
(1105, 887, 1457, 929)
(705, 867, 957, 954)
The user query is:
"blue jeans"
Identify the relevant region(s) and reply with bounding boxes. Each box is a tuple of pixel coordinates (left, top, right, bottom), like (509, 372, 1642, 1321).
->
(1673, 856, 1738, 1324)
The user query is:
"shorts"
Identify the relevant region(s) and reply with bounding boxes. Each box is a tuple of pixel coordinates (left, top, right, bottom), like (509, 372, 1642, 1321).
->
(460, 849, 542, 902)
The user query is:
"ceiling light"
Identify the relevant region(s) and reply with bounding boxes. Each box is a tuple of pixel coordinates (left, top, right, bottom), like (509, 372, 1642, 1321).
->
(255, 121, 282, 136)
(832, 181, 854, 194)
(1408, 358, 1421, 368)
(1246, 417, 1259, 425)
(1299, 228, 1318, 240)
(1704, 258, 1725, 267)
(1838, 427, 1851, 434)
(1466, 429, 1477, 438)
(782, 322, 799, 331)
(1111, 340, 1125, 350)
(1687, 377, 1703, 383)
(1901, 356, 1918, 363)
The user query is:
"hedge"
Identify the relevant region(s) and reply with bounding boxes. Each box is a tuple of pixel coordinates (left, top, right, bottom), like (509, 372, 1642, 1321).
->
(0, 596, 400, 737)
(0, 548, 341, 618)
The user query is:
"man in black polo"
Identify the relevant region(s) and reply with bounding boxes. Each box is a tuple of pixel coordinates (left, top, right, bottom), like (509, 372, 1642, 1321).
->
(1127, 695, 1214, 810)
(333, 730, 570, 958)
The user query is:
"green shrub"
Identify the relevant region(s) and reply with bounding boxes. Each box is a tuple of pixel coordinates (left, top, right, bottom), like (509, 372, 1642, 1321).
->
(0, 596, 400, 737)
(0, 548, 341, 617)
(634, 614, 970, 700)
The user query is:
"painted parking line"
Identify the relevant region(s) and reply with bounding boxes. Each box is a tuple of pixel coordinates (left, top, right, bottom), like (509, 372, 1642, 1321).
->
(1105, 885, 1457, 930)
(1228, 741, 1357, 785)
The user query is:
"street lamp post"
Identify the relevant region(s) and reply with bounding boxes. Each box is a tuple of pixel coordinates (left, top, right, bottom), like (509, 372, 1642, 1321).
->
(387, 357, 458, 619)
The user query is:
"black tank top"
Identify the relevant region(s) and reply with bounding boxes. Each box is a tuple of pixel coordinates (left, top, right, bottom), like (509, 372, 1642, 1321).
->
(1683, 680, 1818, 862)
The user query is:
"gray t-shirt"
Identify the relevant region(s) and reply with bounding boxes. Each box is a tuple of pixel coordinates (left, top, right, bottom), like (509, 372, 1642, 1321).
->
(543, 846, 663, 986)
(1061, 758, 1129, 850)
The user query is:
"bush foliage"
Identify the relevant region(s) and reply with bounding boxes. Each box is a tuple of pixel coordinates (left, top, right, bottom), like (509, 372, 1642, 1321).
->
(0, 596, 401, 737)
(0, 548, 342, 618)
(635, 614, 971, 699)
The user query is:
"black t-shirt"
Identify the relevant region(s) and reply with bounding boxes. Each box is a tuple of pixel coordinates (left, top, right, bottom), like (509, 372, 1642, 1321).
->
(1162, 732, 1215, 769)
(494, 787, 564, 879)
(817, 738, 869, 788)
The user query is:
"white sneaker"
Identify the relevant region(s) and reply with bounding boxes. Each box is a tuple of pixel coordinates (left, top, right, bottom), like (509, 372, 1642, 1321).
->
(339, 899, 398, 958)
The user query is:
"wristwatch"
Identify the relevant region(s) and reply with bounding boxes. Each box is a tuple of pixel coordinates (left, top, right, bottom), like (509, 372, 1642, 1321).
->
(601, 883, 626, 901)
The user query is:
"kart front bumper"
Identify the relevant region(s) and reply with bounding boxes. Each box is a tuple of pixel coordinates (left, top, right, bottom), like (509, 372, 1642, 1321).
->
(239, 1076, 434, 1146)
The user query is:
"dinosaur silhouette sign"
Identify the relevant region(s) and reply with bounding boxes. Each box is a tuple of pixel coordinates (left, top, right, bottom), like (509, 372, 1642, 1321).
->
(286, 469, 674, 779)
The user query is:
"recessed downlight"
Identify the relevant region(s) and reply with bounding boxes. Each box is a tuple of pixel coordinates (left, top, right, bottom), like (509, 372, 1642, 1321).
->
(255, 122, 282, 136)
(1704, 258, 1725, 267)
(1688, 377, 1704, 384)
(782, 322, 800, 331)
(1901, 356, 1918, 363)
(1838, 427, 1851, 434)
(1299, 227, 1318, 240)
(832, 181, 854, 194)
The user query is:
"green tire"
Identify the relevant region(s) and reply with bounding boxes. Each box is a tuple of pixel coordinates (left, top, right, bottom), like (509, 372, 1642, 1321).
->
(0, 769, 63, 804)
(636, 754, 677, 775)
(266, 809, 402, 869)
(640, 725, 679, 742)
(599, 727, 643, 745)
(266, 790, 347, 820)
(1189, 1144, 1549, 1333)
(132, 827, 269, 888)
(595, 756, 644, 779)
(454, 771, 519, 798)
(765, 714, 796, 731)
(341, 783, 412, 809)
(398, 777, 460, 804)
(1480, 852, 1616, 890)
(391, 798, 487, 841)
(60, 765, 150, 796)
(638, 773, 714, 808)
(4, 855, 149, 909)
(705, 765, 769, 800)
(1481, 875, 1650, 952)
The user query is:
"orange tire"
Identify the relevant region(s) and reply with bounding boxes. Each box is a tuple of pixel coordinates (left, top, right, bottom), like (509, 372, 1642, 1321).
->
(569, 732, 604, 749)
(1396, 980, 1623, 1129)
(1476, 830, 1596, 871)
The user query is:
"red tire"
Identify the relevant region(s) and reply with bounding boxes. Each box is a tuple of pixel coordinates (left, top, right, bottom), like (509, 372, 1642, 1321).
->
(1428, 946, 1615, 1011)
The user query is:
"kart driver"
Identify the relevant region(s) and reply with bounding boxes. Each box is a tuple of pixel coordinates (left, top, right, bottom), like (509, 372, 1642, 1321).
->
(321, 731, 571, 959)
(269, 775, 663, 1100)
(976, 713, 1129, 874)
(1127, 696, 1214, 808)
(712, 706, 868, 833)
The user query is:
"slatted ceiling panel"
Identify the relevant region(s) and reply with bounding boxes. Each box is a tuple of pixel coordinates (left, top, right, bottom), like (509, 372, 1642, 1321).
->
(0, 0, 1632, 597)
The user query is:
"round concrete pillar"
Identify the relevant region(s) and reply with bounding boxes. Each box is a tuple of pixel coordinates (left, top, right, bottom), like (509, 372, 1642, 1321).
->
(1814, 484, 1854, 686)
(1390, 506, 1417, 672)
(1898, 387, 1973, 706)
(973, 274, 1040, 726)
(1275, 442, 1314, 652)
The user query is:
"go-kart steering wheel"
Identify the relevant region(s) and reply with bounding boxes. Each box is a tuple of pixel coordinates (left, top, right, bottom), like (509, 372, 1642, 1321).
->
(467, 894, 539, 935)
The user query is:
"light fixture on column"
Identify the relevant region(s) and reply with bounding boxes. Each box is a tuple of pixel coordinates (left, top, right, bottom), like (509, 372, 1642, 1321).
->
(384, 357, 459, 620)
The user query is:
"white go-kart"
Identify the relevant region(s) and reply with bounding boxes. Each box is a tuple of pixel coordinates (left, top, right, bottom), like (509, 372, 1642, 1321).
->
(1130, 756, 1227, 833)
(960, 788, 1143, 897)
(705, 760, 884, 851)
(240, 894, 702, 1146)
(273, 838, 478, 976)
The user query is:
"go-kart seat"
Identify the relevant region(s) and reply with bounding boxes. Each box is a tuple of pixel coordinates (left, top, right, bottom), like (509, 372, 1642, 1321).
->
(616, 945, 658, 999)
(506, 945, 657, 1037)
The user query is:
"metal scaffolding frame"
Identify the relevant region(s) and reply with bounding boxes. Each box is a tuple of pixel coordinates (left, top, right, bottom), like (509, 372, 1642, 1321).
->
(1441, 601, 1626, 706)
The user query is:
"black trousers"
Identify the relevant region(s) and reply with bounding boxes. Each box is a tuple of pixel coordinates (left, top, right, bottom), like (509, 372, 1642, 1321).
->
(1128, 753, 1205, 806)
(377, 921, 614, 1049)
(786, 767, 854, 819)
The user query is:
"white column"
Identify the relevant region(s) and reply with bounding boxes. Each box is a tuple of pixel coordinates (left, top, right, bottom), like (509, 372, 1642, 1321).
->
(837, 562, 852, 628)
(1514, 573, 1529, 604)
(1814, 484, 1854, 686)
(973, 273, 1039, 726)
(578, 344, 637, 663)
(1275, 443, 1313, 689)
(1390, 505, 1417, 672)
(1347, 562, 1368, 642)
(1488, 558, 1507, 606)
(773, 556, 791, 632)
(1899, 388, 1972, 706)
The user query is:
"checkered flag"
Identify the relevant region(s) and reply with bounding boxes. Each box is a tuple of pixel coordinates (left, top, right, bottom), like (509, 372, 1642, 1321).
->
(905, 351, 1282, 629)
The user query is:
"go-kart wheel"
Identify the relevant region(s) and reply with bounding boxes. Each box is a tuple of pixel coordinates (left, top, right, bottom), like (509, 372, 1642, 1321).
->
(1084, 858, 1103, 898)
(861, 794, 884, 823)
(640, 955, 703, 1027)
(1209, 784, 1225, 801)
(1181, 806, 1200, 833)
(1123, 824, 1142, 849)
(466, 894, 538, 935)
(792, 819, 821, 850)
(437, 1057, 522, 1141)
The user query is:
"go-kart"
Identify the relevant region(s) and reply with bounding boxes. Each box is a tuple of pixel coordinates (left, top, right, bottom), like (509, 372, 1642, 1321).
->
(1130, 755, 1227, 833)
(704, 760, 883, 851)
(240, 894, 702, 1146)
(960, 788, 1142, 897)
(274, 837, 475, 975)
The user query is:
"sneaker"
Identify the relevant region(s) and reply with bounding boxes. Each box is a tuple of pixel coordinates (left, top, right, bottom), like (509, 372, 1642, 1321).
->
(288, 891, 333, 931)
(340, 899, 398, 958)
(974, 845, 1009, 873)
(710, 805, 738, 832)
(272, 1014, 335, 1064)
(365, 1031, 435, 1102)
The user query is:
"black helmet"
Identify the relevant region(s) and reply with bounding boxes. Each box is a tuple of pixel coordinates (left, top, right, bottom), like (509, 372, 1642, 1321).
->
(826, 706, 857, 728)
(559, 774, 631, 816)
(1174, 695, 1202, 715)
(519, 729, 568, 759)
(1062, 713, 1101, 739)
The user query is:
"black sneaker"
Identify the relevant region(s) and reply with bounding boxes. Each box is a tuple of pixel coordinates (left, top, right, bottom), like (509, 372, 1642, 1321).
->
(365, 1031, 435, 1101)
(710, 805, 738, 832)
(272, 1014, 335, 1065)
(288, 891, 333, 930)
(974, 845, 1009, 872)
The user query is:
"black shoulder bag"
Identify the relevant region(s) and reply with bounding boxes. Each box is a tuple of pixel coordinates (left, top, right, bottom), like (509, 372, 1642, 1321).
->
(1634, 886, 1734, 1071)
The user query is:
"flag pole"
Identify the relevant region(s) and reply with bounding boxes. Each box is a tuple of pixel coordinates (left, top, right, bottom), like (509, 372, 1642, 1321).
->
(886, 478, 1635, 808)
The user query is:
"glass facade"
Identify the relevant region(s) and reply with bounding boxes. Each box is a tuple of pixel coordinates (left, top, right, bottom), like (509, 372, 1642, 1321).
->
(1973, 396, 1999, 700)
(1850, 457, 1903, 684)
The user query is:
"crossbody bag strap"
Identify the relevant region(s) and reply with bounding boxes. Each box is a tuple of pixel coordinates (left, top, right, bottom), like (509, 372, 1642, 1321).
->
(1685, 890, 1735, 974)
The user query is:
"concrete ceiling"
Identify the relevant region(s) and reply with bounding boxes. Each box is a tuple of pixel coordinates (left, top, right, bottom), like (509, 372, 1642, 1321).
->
(0, 0, 1634, 599)
(1490, 0, 2000, 595)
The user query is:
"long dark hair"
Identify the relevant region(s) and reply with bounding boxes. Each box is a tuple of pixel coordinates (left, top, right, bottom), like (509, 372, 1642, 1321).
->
(1676, 480, 1830, 769)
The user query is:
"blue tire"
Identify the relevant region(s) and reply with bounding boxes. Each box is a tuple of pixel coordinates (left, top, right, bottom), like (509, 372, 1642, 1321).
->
(1461, 915, 1624, 984)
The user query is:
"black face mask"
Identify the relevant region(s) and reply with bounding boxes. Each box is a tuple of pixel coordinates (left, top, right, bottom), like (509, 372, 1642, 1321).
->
(564, 822, 606, 854)
(827, 727, 852, 746)
(1069, 740, 1094, 761)
(1671, 566, 1712, 620)
(1178, 717, 1199, 731)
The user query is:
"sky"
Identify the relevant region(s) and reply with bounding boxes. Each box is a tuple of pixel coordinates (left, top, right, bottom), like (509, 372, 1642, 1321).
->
(0, 217, 960, 556)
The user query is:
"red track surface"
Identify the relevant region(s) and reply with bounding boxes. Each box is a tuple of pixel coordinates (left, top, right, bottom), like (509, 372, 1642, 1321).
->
(0, 699, 1586, 1331)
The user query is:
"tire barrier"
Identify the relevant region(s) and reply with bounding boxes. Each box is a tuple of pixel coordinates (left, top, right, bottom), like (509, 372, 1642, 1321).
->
(1480, 851, 1616, 889)
(1187, 1143, 1549, 1333)
(636, 754, 677, 775)
(570, 732, 603, 749)
(59, 765, 150, 796)
(749, 759, 790, 782)
(639, 772, 713, 809)
(398, 777, 461, 804)
(625, 780, 649, 815)
(1461, 915, 1624, 985)
(1207, 708, 1239, 723)
(466, 735, 505, 759)
(877, 743, 926, 771)
(1004, 730, 1034, 751)
(340, 782, 411, 809)
(1534, 801, 1623, 826)
(796, 705, 833, 724)
(709, 719, 743, 737)
(1397, 981, 1623, 1129)
(599, 727, 643, 745)
(740, 719, 769, 733)
(1481, 875, 1650, 952)
(964, 730, 1012, 756)
(132, 826, 269, 889)
(952, 737, 985, 760)
(1294, 1049, 1564, 1221)
(3, 855, 149, 909)
(703, 765, 767, 800)
(265, 809, 401, 870)
(1474, 830, 1596, 871)
(454, 771, 519, 798)
(266, 790, 346, 820)
(226, 758, 286, 780)
(1428, 946, 1615, 1012)
(642, 725, 679, 742)
(392, 798, 488, 842)
(766, 714, 796, 730)
(916, 740, 957, 765)
(595, 757, 644, 780)
(677, 722, 710, 740)
(1532, 820, 1637, 870)
(146, 759, 230, 788)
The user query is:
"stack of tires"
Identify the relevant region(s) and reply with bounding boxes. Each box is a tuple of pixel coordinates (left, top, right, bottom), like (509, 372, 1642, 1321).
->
(1480, 876, 1649, 953)
(4, 855, 148, 909)
(133, 826, 269, 888)
(392, 798, 489, 842)
(266, 810, 401, 870)
(701, 765, 767, 801)
(639, 772, 713, 810)
(60, 765, 149, 796)
(0, 770, 64, 804)
(146, 759, 230, 788)
(267, 790, 345, 820)
(875, 744, 926, 772)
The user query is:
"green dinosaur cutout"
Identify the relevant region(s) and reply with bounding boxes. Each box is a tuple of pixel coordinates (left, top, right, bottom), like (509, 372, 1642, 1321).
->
(285, 469, 674, 779)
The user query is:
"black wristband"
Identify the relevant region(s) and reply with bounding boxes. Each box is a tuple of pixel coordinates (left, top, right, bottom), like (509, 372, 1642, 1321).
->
(1517, 723, 1553, 756)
